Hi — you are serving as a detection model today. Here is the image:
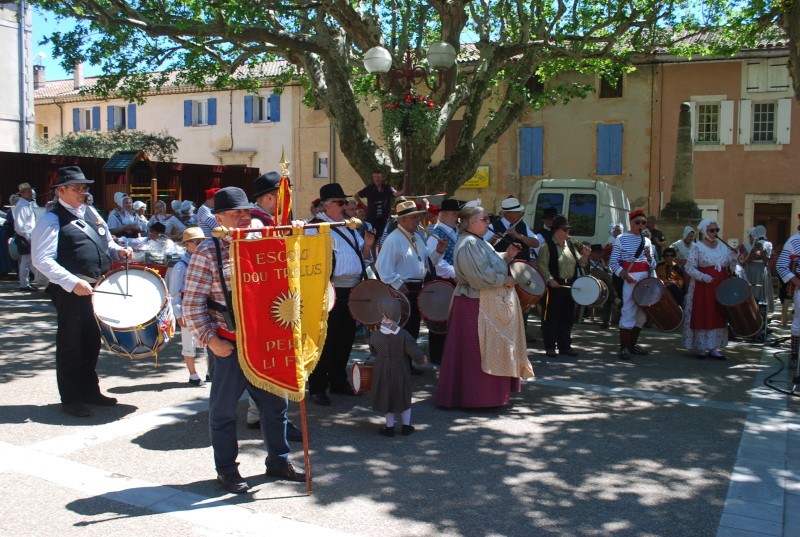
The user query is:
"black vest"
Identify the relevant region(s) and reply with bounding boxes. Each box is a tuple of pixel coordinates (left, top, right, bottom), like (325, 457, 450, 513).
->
(492, 218, 531, 261)
(53, 204, 112, 280)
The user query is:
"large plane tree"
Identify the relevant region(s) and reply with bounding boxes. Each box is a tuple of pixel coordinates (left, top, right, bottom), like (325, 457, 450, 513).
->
(33, 1, 761, 194)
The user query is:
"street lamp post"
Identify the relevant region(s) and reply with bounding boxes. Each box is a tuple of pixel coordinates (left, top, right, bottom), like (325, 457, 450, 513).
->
(363, 43, 456, 195)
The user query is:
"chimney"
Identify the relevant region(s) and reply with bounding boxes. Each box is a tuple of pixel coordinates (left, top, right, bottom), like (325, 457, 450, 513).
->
(73, 62, 84, 90)
(33, 65, 46, 90)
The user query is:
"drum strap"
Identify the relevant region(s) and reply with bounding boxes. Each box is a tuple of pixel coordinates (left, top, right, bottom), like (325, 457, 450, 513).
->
(212, 238, 236, 331)
(68, 219, 112, 263)
(331, 226, 368, 281)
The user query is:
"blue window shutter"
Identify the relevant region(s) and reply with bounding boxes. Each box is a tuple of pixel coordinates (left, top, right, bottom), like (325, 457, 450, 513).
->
(519, 126, 543, 176)
(72, 108, 80, 132)
(208, 98, 217, 125)
(270, 94, 280, 122)
(107, 106, 115, 130)
(127, 103, 137, 129)
(244, 95, 254, 123)
(597, 124, 623, 175)
(184, 100, 193, 126)
(92, 106, 101, 131)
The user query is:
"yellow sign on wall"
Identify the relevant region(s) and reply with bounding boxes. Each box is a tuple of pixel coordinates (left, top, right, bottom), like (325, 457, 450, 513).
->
(461, 165, 490, 189)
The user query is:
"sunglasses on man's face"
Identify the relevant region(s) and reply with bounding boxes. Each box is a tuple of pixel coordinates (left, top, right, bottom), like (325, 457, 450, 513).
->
(707, 228, 720, 233)
(330, 200, 347, 206)
(633, 219, 646, 225)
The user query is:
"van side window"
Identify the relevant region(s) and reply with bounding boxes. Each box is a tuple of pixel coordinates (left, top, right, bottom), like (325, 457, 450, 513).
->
(534, 194, 563, 230)
(567, 194, 597, 237)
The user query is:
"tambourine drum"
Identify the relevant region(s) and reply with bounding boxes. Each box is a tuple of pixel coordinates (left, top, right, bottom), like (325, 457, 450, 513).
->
(509, 260, 546, 311)
(93, 266, 175, 359)
(632, 277, 683, 332)
(417, 280, 455, 334)
(348, 361, 373, 395)
(715, 277, 762, 337)
(347, 279, 410, 329)
(571, 275, 609, 308)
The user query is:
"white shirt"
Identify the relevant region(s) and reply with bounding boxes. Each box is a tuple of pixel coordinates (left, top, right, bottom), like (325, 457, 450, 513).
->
(306, 212, 372, 288)
(31, 198, 125, 293)
(376, 225, 442, 290)
(13, 198, 37, 240)
(166, 253, 191, 318)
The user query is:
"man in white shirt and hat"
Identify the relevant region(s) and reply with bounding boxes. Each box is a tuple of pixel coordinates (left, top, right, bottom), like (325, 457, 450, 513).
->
(487, 196, 539, 262)
(14, 182, 38, 291)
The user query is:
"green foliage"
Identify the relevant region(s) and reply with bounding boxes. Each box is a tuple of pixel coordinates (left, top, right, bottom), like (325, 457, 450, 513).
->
(37, 129, 180, 162)
(380, 93, 439, 149)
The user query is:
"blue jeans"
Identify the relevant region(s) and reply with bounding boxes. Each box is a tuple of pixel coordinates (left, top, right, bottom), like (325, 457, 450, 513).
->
(208, 344, 291, 475)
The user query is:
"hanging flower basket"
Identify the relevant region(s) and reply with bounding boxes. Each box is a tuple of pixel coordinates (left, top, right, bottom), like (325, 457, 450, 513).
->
(380, 93, 439, 149)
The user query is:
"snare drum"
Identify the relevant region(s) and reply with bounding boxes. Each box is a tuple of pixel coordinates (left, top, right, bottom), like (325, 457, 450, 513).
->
(348, 361, 373, 395)
(93, 266, 175, 359)
(571, 275, 609, 308)
(632, 277, 683, 332)
(509, 260, 546, 311)
(417, 280, 455, 334)
(347, 279, 410, 329)
(715, 277, 762, 337)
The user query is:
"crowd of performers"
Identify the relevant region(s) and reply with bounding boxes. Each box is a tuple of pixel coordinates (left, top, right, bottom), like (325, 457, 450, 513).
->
(10, 165, 800, 496)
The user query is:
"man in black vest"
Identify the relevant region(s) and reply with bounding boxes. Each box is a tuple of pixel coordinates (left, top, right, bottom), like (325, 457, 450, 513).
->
(488, 196, 539, 260)
(308, 183, 375, 405)
(31, 166, 133, 418)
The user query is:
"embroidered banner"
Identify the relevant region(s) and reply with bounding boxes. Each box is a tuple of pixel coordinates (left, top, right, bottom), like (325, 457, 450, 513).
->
(230, 225, 332, 400)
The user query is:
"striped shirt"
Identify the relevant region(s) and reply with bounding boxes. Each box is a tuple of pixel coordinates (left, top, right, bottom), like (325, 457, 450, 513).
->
(196, 204, 217, 237)
(183, 238, 231, 346)
(776, 232, 800, 283)
(609, 232, 656, 276)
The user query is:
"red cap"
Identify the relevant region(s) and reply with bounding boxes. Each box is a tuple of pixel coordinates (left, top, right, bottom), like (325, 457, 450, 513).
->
(205, 187, 221, 200)
(311, 198, 321, 206)
(629, 209, 646, 221)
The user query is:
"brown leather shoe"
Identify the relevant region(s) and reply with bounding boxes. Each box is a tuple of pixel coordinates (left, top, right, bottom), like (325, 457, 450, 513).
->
(217, 471, 250, 494)
(266, 462, 306, 482)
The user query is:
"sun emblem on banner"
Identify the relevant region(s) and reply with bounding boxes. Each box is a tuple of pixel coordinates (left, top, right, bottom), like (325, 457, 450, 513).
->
(270, 289, 302, 330)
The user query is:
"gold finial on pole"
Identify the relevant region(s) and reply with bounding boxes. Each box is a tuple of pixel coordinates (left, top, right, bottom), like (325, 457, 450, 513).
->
(280, 146, 290, 178)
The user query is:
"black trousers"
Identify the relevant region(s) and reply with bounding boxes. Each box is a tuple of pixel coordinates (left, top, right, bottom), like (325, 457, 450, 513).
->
(51, 285, 102, 404)
(541, 287, 575, 352)
(309, 287, 357, 395)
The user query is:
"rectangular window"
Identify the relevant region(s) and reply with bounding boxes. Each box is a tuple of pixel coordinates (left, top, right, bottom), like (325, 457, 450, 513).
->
(567, 194, 597, 238)
(533, 194, 564, 231)
(596, 123, 623, 175)
(752, 102, 776, 143)
(244, 93, 281, 124)
(599, 75, 623, 99)
(696, 103, 719, 143)
(73, 106, 100, 132)
(519, 126, 544, 176)
(194, 101, 208, 126)
(108, 105, 126, 130)
(184, 98, 217, 127)
(36, 124, 48, 140)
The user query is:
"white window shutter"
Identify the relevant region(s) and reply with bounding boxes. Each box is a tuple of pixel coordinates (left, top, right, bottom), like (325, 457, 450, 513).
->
(738, 99, 752, 144)
(720, 100, 734, 145)
(768, 58, 791, 92)
(777, 98, 792, 144)
(746, 62, 766, 93)
(687, 101, 696, 143)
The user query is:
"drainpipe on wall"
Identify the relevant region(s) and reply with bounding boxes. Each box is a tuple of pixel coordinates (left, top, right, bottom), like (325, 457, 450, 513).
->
(18, 0, 28, 153)
(329, 123, 336, 184)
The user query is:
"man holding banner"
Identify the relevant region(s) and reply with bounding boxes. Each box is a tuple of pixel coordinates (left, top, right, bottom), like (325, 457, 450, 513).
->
(307, 183, 375, 405)
(183, 187, 307, 494)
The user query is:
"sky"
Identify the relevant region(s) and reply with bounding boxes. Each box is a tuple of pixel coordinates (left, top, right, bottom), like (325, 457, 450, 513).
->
(32, 7, 103, 81)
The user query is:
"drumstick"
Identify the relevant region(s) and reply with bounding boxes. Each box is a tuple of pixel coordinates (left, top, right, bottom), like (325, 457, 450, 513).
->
(212, 218, 363, 238)
(125, 256, 129, 296)
(93, 289, 133, 297)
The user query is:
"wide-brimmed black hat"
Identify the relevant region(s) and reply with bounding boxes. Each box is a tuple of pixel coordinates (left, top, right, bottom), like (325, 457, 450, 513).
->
(252, 171, 282, 199)
(320, 183, 348, 201)
(542, 206, 558, 219)
(214, 187, 252, 212)
(440, 199, 463, 212)
(53, 166, 94, 187)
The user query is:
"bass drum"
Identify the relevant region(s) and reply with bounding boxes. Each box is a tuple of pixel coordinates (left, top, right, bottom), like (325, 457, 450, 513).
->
(632, 277, 683, 332)
(347, 279, 410, 329)
(417, 280, 455, 334)
(715, 277, 761, 337)
(508, 260, 546, 311)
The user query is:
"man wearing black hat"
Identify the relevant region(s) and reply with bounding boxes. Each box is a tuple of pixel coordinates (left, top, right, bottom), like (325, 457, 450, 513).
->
(488, 197, 538, 261)
(182, 186, 306, 494)
(425, 198, 461, 364)
(250, 171, 281, 227)
(307, 183, 375, 405)
(31, 166, 133, 417)
(537, 206, 558, 243)
(376, 199, 446, 371)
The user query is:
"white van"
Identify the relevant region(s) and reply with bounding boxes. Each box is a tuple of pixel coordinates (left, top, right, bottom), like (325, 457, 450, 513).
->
(524, 179, 631, 245)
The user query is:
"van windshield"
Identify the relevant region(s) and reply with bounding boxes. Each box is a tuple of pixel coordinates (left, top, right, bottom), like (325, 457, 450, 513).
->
(568, 194, 597, 237)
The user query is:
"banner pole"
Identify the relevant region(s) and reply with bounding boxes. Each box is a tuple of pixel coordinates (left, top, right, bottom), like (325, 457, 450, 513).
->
(300, 398, 312, 494)
(212, 218, 362, 238)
